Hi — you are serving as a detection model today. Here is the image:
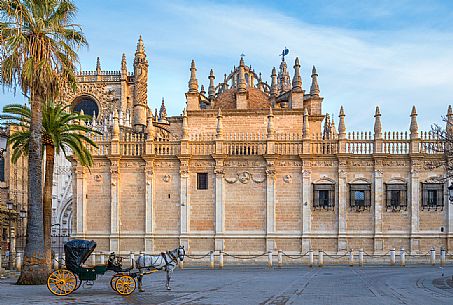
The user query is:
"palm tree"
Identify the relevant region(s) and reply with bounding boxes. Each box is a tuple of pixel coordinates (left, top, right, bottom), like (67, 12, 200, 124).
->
(0, 0, 87, 284)
(1, 102, 100, 272)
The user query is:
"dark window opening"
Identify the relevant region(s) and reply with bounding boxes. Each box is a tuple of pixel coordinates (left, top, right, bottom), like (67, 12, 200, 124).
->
(422, 183, 443, 211)
(0, 157, 4, 182)
(197, 173, 208, 190)
(349, 184, 371, 212)
(385, 184, 407, 212)
(73, 96, 99, 117)
(313, 184, 335, 210)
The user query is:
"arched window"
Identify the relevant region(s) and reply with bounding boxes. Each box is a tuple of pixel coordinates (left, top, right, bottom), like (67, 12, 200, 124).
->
(72, 95, 99, 117)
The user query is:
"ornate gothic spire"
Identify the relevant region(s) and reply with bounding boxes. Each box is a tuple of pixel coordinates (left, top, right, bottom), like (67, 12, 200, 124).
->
(216, 108, 223, 139)
(188, 59, 198, 93)
(292, 57, 302, 91)
(159, 98, 168, 123)
(136, 35, 145, 54)
(323, 113, 331, 139)
(200, 84, 206, 96)
(270, 67, 278, 97)
(338, 106, 346, 139)
(121, 53, 127, 75)
(310, 66, 320, 96)
(208, 69, 216, 99)
(331, 116, 337, 137)
(238, 57, 246, 93)
(278, 56, 291, 93)
(303, 108, 310, 139)
(447, 105, 453, 135)
(374, 106, 382, 139)
(96, 57, 101, 74)
(410, 106, 418, 139)
(133, 35, 148, 130)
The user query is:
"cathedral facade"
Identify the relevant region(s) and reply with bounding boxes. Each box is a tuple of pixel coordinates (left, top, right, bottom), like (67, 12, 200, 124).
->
(69, 37, 451, 256)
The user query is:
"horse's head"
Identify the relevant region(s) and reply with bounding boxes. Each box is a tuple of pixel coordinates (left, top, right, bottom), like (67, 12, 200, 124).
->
(177, 245, 185, 261)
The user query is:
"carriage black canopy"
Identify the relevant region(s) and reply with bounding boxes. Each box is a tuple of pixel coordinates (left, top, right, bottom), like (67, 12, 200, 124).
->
(64, 239, 96, 272)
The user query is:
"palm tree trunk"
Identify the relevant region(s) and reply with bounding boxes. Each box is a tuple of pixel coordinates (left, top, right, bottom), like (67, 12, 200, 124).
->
(17, 96, 49, 284)
(43, 144, 54, 271)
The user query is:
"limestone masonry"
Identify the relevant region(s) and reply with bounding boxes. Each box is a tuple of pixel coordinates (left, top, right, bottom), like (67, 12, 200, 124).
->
(67, 37, 451, 255)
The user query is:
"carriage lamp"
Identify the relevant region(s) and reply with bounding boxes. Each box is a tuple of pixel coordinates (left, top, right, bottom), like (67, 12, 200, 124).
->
(6, 200, 13, 211)
(19, 209, 26, 219)
(449, 182, 453, 204)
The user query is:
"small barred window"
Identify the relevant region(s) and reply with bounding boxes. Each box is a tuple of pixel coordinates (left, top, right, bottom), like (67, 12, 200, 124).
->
(313, 184, 335, 210)
(197, 173, 208, 190)
(385, 184, 407, 211)
(421, 183, 443, 211)
(349, 184, 371, 212)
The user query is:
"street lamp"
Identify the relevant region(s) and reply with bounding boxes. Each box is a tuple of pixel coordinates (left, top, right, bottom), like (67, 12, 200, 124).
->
(449, 182, 453, 204)
(6, 200, 14, 270)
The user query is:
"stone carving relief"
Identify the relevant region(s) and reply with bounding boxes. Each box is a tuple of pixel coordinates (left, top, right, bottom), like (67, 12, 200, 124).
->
(154, 161, 177, 168)
(311, 160, 337, 167)
(382, 160, 409, 167)
(224, 171, 266, 184)
(283, 174, 292, 183)
(223, 160, 263, 168)
(94, 174, 102, 182)
(163, 175, 171, 183)
(278, 160, 302, 167)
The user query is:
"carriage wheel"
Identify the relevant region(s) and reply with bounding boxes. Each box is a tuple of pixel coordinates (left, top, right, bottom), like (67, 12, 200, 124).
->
(110, 274, 121, 291)
(115, 275, 136, 295)
(47, 269, 77, 296)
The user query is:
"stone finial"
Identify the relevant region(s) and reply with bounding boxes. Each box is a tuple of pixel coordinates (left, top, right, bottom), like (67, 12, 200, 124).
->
(216, 108, 223, 138)
(270, 67, 278, 97)
(182, 108, 189, 140)
(208, 69, 216, 99)
(331, 115, 337, 137)
(447, 105, 453, 136)
(238, 57, 246, 93)
(188, 59, 198, 93)
(323, 113, 331, 139)
(96, 57, 101, 74)
(200, 84, 206, 96)
(303, 107, 310, 139)
(159, 98, 168, 122)
(79, 109, 85, 127)
(310, 66, 320, 96)
(374, 106, 382, 139)
(121, 53, 127, 73)
(91, 111, 96, 126)
(136, 35, 145, 54)
(410, 105, 418, 139)
(292, 57, 302, 91)
(267, 107, 275, 139)
(146, 108, 155, 139)
(338, 106, 346, 139)
(112, 109, 120, 140)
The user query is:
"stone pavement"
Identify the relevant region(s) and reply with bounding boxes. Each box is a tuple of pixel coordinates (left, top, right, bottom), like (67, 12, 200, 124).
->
(1, 266, 453, 304)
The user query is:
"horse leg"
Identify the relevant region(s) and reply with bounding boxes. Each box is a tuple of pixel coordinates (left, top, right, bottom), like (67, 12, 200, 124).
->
(138, 270, 145, 292)
(166, 270, 172, 290)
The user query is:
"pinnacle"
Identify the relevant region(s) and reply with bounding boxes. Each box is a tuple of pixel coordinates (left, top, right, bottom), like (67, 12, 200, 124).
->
(312, 65, 317, 75)
(411, 105, 417, 116)
(375, 106, 381, 116)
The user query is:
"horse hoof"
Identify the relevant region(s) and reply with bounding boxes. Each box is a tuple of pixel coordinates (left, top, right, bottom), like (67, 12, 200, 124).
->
(139, 289, 145, 292)
(167, 287, 171, 291)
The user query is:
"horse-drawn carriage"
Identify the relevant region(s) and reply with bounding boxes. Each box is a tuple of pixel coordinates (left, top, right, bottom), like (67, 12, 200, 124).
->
(47, 239, 185, 296)
(47, 239, 138, 296)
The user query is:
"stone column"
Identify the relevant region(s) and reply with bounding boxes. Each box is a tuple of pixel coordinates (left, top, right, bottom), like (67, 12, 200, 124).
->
(265, 159, 276, 252)
(179, 158, 190, 243)
(409, 159, 421, 254)
(301, 164, 312, 253)
(109, 158, 120, 252)
(447, 178, 453, 251)
(373, 166, 384, 254)
(74, 164, 87, 237)
(144, 160, 154, 252)
(214, 158, 225, 251)
(337, 160, 347, 252)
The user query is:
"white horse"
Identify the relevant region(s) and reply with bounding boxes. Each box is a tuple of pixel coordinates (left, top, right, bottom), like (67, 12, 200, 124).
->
(135, 246, 185, 292)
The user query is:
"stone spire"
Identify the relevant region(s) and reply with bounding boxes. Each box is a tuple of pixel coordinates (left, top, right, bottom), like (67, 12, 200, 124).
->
(145, 108, 155, 139)
(278, 56, 291, 92)
(374, 106, 382, 139)
(410, 106, 418, 139)
(303, 108, 310, 139)
(133, 35, 148, 131)
(216, 108, 223, 139)
(331, 116, 337, 137)
(200, 84, 206, 96)
(310, 66, 320, 96)
(270, 67, 278, 97)
(182, 108, 189, 140)
(159, 98, 168, 123)
(447, 105, 453, 135)
(292, 57, 302, 91)
(121, 53, 127, 75)
(267, 107, 275, 139)
(188, 59, 199, 93)
(238, 57, 246, 93)
(96, 57, 101, 74)
(338, 106, 346, 140)
(208, 69, 216, 99)
(112, 109, 120, 140)
(323, 113, 331, 139)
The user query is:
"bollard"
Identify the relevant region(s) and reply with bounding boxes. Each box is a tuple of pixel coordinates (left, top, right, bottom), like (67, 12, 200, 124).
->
(16, 252, 22, 271)
(440, 247, 446, 267)
(277, 250, 283, 268)
(349, 249, 354, 267)
(400, 248, 406, 267)
(318, 250, 324, 267)
(309, 249, 314, 267)
(390, 248, 396, 266)
(210, 251, 215, 269)
(267, 251, 273, 268)
(53, 255, 59, 270)
(130, 252, 135, 269)
(430, 247, 436, 266)
(91, 252, 96, 266)
(219, 251, 224, 269)
(359, 249, 364, 267)
(100, 252, 105, 265)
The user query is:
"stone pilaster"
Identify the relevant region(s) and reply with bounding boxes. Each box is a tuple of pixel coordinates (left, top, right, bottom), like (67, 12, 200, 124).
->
(214, 157, 225, 251)
(265, 158, 277, 252)
(337, 160, 347, 252)
(179, 158, 190, 240)
(144, 159, 154, 252)
(409, 158, 421, 254)
(447, 178, 453, 251)
(74, 164, 87, 237)
(373, 166, 384, 254)
(109, 158, 120, 252)
(301, 162, 312, 253)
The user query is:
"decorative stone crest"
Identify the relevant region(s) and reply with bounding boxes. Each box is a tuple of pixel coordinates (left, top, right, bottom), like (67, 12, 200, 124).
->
(283, 174, 292, 183)
(224, 171, 266, 184)
(163, 175, 171, 182)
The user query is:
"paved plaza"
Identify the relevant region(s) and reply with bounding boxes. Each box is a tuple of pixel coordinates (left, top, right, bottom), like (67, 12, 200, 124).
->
(1, 266, 453, 304)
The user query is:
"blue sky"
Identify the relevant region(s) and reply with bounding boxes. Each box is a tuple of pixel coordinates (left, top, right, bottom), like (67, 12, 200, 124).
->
(1, 0, 452, 131)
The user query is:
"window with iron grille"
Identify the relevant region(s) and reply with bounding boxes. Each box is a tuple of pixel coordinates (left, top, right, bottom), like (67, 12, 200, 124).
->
(349, 184, 371, 211)
(197, 173, 208, 190)
(421, 183, 443, 211)
(313, 184, 335, 210)
(385, 183, 407, 211)
(0, 157, 4, 182)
